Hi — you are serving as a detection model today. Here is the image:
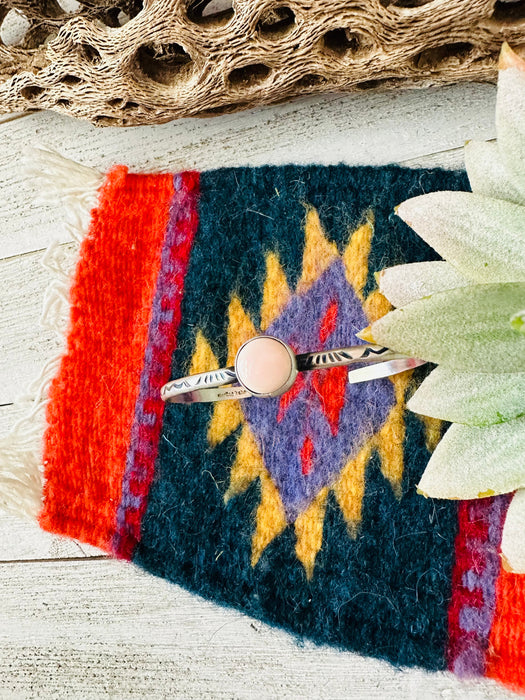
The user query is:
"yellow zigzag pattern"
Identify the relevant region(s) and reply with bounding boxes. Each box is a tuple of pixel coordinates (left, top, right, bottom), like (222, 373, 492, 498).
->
(189, 206, 435, 579)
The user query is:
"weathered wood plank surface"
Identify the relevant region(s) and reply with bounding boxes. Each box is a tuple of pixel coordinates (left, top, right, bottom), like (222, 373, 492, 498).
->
(0, 251, 60, 406)
(0, 559, 515, 699)
(0, 82, 495, 260)
(0, 83, 512, 699)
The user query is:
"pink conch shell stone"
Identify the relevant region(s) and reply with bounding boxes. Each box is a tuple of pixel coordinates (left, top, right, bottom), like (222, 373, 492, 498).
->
(236, 336, 294, 396)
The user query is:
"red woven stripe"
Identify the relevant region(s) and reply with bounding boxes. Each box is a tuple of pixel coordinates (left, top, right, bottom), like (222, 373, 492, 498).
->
(39, 167, 174, 551)
(112, 170, 200, 560)
(486, 570, 525, 692)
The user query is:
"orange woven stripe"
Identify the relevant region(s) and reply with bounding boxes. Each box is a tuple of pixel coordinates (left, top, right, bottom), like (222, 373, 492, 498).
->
(40, 167, 174, 551)
(486, 569, 525, 692)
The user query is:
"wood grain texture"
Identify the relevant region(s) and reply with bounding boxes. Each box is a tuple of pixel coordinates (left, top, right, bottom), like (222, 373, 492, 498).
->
(0, 0, 517, 125)
(0, 512, 104, 561)
(0, 403, 25, 436)
(0, 559, 517, 700)
(0, 82, 495, 260)
(0, 250, 60, 405)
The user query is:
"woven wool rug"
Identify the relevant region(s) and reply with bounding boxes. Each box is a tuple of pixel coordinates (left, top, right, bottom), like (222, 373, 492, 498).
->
(5, 156, 525, 694)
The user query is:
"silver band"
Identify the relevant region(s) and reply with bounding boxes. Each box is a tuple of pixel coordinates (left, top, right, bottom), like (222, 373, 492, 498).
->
(161, 335, 418, 404)
(295, 344, 396, 371)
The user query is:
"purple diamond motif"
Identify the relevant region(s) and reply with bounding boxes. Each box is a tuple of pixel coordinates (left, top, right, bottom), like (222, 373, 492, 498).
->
(242, 259, 396, 522)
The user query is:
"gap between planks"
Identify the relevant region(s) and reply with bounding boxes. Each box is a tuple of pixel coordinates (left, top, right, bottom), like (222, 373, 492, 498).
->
(0, 555, 108, 565)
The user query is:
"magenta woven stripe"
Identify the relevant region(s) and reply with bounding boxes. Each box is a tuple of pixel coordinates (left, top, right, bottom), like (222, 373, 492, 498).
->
(112, 171, 200, 559)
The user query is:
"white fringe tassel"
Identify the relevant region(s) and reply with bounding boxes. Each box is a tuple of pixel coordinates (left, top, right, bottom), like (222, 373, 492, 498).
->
(0, 147, 104, 519)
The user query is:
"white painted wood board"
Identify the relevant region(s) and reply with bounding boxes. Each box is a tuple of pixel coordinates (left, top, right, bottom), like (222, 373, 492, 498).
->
(0, 83, 495, 260)
(0, 559, 516, 700)
(0, 250, 61, 405)
(0, 82, 514, 699)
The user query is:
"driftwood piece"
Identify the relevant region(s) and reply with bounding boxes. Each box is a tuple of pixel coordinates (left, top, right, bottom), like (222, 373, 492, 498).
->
(0, 0, 523, 126)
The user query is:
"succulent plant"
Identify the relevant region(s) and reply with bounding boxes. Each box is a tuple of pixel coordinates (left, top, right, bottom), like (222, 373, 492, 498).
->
(361, 43, 525, 573)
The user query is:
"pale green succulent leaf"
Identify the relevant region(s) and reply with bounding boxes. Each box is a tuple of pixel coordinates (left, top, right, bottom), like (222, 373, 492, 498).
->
(378, 262, 468, 308)
(497, 50, 525, 193)
(465, 140, 525, 206)
(501, 488, 525, 574)
(418, 417, 525, 499)
(370, 282, 525, 373)
(396, 192, 525, 283)
(408, 366, 525, 426)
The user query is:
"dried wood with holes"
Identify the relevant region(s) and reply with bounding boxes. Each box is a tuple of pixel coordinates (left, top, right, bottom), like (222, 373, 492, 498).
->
(0, 0, 523, 126)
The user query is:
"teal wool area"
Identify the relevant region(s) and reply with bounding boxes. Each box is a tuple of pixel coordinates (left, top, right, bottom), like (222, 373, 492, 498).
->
(134, 164, 469, 671)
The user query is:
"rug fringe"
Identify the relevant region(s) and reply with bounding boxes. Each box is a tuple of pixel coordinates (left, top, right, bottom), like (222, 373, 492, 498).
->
(0, 148, 103, 519)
